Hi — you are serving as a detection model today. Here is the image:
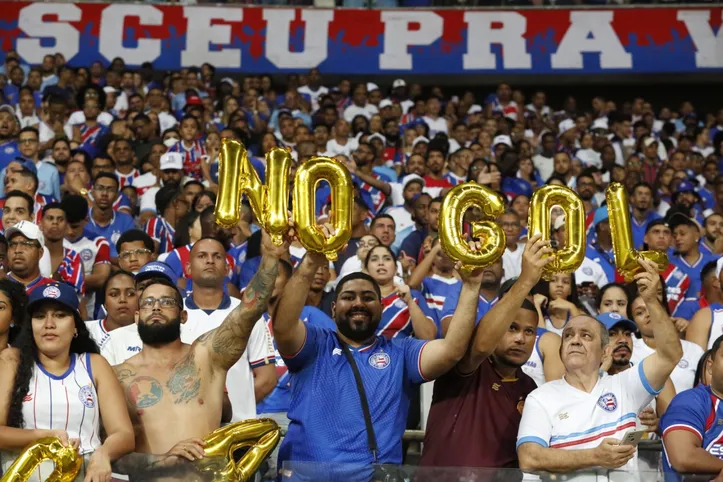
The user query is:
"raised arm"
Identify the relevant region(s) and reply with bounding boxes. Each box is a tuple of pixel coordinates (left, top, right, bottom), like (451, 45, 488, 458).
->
(637, 258, 684, 392)
(458, 234, 552, 374)
(198, 231, 282, 372)
(406, 243, 441, 290)
(540, 332, 565, 382)
(686, 306, 712, 351)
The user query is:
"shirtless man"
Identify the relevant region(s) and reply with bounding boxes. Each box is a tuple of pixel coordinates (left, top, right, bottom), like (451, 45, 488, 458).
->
(111, 231, 282, 474)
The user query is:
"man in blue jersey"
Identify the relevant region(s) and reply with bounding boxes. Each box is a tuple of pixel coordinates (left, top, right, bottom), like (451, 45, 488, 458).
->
(84, 173, 135, 260)
(272, 225, 484, 481)
(662, 334, 723, 480)
(0, 105, 19, 171)
(669, 213, 717, 298)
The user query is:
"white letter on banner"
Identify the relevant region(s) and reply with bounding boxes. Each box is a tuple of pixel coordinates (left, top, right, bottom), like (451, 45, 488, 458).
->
(99, 5, 162, 65)
(678, 10, 723, 68)
(551, 11, 631, 69)
(379, 11, 443, 70)
(463, 12, 530, 70)
(263, 9, 333, 69)
(17, 3, 81, 64)
(181, 7, 243, 68)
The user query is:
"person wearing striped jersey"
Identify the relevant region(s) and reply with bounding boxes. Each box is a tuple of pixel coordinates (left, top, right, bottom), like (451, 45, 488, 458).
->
(0, 281, 134, 481)
(167, 116, 206, 181)
(406, 239, 459, 316)
(111, 138, 139, 189)
(517, 258, 683, 478)
(40, 203, 85, 298)
(137, 152, 186, 227)
(661, 335, 723, 480)
(365, 245, 437, 340)
(143, 185, 189, 256)
(86, 271, 137, 354)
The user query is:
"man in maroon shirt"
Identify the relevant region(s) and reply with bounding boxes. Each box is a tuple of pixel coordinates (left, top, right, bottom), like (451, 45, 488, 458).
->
(420, 233, 553, 470)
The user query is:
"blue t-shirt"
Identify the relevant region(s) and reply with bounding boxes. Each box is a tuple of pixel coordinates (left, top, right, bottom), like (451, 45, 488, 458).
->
(0, 141, 19, 173)
(83, 210, 135, 258)
(631, 210, 661, 250)
(278, 324, 428, 481)
(586, 243, 616, 283)
(439, 284, 498, 329)
(661, 384, 723, 481)
(257, 306, 336, 414)
(671, 252, 718, 298)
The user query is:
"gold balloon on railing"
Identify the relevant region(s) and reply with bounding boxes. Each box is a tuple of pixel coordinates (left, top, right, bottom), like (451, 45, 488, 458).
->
(438, 182, 506, 275)
(1, 437, 81, 482)
(527, 184, 586, 280)
(606, 182, 668, 281)
(293, 157, 353, 261)
(214, 139, 291, 245)
(196, 418, 281, 482)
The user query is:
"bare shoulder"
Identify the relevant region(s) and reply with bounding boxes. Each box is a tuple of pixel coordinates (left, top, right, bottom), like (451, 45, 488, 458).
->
(112, 362, 139, 384)
(0, 347, 20, 364)
(540, 331, 561, 347)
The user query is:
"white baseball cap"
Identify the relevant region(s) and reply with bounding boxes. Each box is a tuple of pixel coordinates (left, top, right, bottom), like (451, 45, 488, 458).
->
(553, 215, 566, 231)
(412, 136, 429, 148)
(367, 133, 386, 144)
(160, 152, 184, 171)
(379, 99, 393, 109)
(591, 118, 609, 131)
(467, 104, 483, 115)
(392, 79, 406, 89)
(102, 86, 117, 95)
(6, 220, 44, 246)
(402, 174, 425, 190)
(493, 135, 512, 147)
(366, 82, 380, 93)
(643, 137, 659, 148)
(558, 119, 576, 134)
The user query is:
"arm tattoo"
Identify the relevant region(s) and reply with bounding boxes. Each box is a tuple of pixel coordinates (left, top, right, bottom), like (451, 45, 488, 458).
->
(166, 351, 201, 404)
(206, 256, 279, 370)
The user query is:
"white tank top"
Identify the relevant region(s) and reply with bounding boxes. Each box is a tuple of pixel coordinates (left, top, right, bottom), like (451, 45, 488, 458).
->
(708, 303, 723, 349)
(2, 354, 99, 481)
(522, 328, 547, 387)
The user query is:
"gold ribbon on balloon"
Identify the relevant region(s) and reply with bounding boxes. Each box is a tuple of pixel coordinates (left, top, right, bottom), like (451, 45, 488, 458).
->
(196, 418, 280, 482)
(438, 182, 506, 275)
(1, 437, 81, 482)
(606, 182, 668, 281)
(215, 139, 291, 245)
(293, 157, 353, 261)
(527, 185, 585, 280)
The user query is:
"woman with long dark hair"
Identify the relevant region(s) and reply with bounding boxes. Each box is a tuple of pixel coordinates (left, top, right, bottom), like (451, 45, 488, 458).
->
(532, 273, 582, 336)
(0, 282, 134, 481)
(0, 279, 26, 348)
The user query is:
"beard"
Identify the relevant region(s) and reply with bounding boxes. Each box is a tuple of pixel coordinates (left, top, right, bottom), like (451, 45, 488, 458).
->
(336, 307, 380, 343)
(138, 314, 181, 346)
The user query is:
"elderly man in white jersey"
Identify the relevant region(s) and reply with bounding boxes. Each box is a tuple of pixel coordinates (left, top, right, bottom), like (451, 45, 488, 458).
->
(517, 258, 683, 479)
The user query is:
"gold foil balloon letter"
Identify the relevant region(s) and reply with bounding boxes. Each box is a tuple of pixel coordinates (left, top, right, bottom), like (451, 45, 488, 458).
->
(199, 419, 281, 482)
(438, 182, 506, 275)
(293, 157, 353, 261)
(606, 182, 668, 281)
(215, 139, 291, 245)
(527, 185, 585, 280)
(1, 437, 81, 482)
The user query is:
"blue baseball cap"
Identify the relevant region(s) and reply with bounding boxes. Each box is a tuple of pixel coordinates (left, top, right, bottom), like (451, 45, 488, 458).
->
(11, 157, 37, 176)
(28, 281, 80, 315)
(596, 312, 637, 333)
(676, 180, 696, 194)
(135, 262, 177, 285)
(593, 207, 609, 227)
(503, 177, 533, 200)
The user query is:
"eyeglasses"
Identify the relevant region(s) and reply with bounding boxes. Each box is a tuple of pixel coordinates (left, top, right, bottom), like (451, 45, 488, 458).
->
(93, 185, 117, 193)
(139, 296, 179, 310)
(119, 248, 151, 260)
(18, 138, 38, 145)
(8, 240, 39, 250)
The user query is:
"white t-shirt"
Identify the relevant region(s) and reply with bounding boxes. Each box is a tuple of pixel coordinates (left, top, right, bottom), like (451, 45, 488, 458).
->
(99, 323, 143, 366)
(422, 116, 448, 137)
(139, 186, 160, 213)
(518, 363, 658, 481)
(39, 121, 73, 145)
(325, 137, 359, 158)
(181, 295, 275, 421)
(630, 337, 703, 394)
(67, 111, 114, 127)
(502, 244, 524, 281)
(86, 319, 115, 352)
(297, 85, 329, 112)
(343, 103, 378, 123)
(576, 257, 609, 289)
(385, 206, 414, 235)
(532, 153, 554, 182)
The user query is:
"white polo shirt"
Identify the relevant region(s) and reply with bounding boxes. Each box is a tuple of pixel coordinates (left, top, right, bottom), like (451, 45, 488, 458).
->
(517, 360, 658, 481)
(181, 294, 275, 421)
(99, 323, 143, 366)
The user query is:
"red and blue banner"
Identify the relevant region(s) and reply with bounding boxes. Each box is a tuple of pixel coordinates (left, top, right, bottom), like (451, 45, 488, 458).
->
(0, 3, 721, 74)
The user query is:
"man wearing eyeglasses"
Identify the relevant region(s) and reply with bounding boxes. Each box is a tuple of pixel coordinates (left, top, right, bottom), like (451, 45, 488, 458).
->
(1, 126, 60, 200)
(111, 230, 284, 476)
(116, 229, 156, 274)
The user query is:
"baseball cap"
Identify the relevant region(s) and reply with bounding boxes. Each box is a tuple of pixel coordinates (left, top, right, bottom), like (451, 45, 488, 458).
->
(10, 157, 37, 176)
(27, 282, 80, 317)
(558, 119, 575, 134)
(220, 77, 237, 87)
(366, 82, 380, 93)
(493, 135, 512, 148)
(467, 104, 483, 115)
(667, 212, 700, 232)
(643, 137, 658, 148)
(185, 93, 202, 106)
(597, 312, 637, 333)
(593, 207, 609, 227)
(503, 177, 533, 199)
(135, 261, 178, 285)
(102, 86, 117, 95)
(402, 174, 425, 190)
(5, 220, 44, 246)
(412, 136, 429, 148)
(591, 118, 609, 131)
(379, 99, 393, 110)
(392, 79, 406, 89)
(160, 152, 183, 171)
(0, 104, 16, 116)
(553, 215, 566, 232)
(367, 133, 386, 144)
(675, 180, 696, 194)
(645, 218, 669, 234)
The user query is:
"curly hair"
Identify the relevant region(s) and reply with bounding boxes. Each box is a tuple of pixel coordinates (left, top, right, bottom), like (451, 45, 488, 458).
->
(7, 299, 99, 428)
(0, 279, 28, 346)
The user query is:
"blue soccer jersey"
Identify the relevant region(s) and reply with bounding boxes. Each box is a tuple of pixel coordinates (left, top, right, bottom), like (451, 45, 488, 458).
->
(671, 252, 718, 298)
(661, 384, 723, 481)
(278, 324, 429, 481)
(439, 284, 498, 328)
(420, 275, 460, 314)
(83, 210, 135, 258)
(257, 306, 337, 414)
